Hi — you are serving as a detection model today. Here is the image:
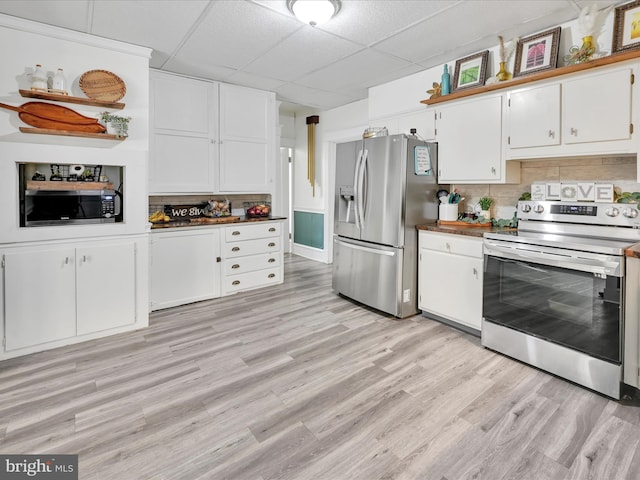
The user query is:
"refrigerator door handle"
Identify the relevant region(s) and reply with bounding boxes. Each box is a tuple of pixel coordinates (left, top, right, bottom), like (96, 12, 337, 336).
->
(353, 149, 363, 229)
(357, 149, 368, 228)
(336, 238, 396, 256)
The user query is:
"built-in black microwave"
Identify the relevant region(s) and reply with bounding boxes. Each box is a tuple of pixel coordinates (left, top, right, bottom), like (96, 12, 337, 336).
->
(21, 189, 121, 227)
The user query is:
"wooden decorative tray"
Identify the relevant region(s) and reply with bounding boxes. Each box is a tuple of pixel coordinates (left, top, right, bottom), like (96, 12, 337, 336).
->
(437, 220, 492, 227)
(79, 70, 126, 102)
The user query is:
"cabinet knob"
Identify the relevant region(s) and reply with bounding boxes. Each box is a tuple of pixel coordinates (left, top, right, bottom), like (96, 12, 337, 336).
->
(473, 267, 478, 277)
(232, 280, 240, 285)
(232, 246, 240, 252)
(268, 273, 276, 278)
(491, 167, 496, 175)
(268, 242, 276, 247)
(570, 127, 578, 136)
(232, 264, 240, 269)
(548, 130, 555, 138)
(232, 231, 241, 236)
(268, 258, 276, 263)
(64, 256, 70, 265)
(268, 227, 276, 232)
(445, 242, 450, 250)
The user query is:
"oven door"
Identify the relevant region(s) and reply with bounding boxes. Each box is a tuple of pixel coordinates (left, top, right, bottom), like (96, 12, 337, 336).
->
(482, 238, 623, 398)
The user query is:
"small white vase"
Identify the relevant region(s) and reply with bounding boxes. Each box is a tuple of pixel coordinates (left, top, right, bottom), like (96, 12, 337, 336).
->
(480, 209, 491, 219)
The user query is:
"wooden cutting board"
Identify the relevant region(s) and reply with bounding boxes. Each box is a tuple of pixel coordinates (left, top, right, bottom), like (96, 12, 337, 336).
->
(189, 216, 240, 224)
(437, 220, 492, 227)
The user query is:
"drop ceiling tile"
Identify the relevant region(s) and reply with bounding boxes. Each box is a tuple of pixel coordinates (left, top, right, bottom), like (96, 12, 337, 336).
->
(173, 0, 301, 70)
(375, 0, 579, 64)
(91, 0, 209, 63)
(318, 0, 458, 46)
(225, 70, 286, 92)
(244, 27, 363, 82)
(275, 83, 359, 109)
(161, 57, 236, 83)
(296, 49, 417, 91)
(0, 0, 90, 31)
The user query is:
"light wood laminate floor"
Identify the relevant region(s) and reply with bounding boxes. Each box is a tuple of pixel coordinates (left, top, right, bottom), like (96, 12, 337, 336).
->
(2, 254, 640, 479)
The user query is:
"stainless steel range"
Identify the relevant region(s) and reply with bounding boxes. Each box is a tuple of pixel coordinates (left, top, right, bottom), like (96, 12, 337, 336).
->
(482, 201, 640, 399)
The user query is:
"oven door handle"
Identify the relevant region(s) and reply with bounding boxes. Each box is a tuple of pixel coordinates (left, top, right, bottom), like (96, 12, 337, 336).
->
(484, 241, 622, 277)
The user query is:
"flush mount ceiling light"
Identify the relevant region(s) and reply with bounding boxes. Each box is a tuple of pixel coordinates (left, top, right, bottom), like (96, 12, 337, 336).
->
(287, 0, 341, 27)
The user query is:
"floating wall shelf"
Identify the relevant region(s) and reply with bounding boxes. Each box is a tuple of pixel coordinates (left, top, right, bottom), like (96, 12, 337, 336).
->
(19, 127, 126, 141)
(421, 48, 640, 106)
(19, 89, 125, 109)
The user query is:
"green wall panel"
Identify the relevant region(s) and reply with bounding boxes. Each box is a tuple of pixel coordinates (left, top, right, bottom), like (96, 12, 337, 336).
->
(293, 211, 324, 249)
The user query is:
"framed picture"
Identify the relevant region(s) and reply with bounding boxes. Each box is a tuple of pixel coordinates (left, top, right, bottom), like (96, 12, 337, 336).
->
(452, 50, 489, 91)
(514, 27, 561, 77)
(612, 0, 640, 54)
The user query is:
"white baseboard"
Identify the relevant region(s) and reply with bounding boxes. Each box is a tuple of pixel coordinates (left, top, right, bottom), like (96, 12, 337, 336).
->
(293, 243, 329, 263)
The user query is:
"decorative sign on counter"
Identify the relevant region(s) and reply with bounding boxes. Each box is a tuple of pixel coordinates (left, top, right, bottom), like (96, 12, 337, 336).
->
(164, 200, 231, 219)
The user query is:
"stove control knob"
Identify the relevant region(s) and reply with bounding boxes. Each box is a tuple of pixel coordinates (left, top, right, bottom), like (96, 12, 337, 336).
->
(623, 208, 638, 218)
(521, 204, 532, 213)
(533, 204, 544, 213)
(605, 207, 620, 217)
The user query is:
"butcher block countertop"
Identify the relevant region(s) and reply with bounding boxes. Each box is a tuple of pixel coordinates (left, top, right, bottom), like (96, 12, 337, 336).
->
(419, 222, 640, 256)
(416, 222, 516, 238)
(150, 216, 286, 230)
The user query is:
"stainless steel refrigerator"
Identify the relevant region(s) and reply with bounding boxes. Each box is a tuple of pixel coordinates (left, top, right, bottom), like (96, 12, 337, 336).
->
(332, 134, 438, 318)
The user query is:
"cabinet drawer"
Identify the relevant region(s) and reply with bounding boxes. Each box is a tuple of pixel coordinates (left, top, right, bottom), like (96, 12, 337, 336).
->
(225, 222, 280, 242)
(223, 237, 281, 258)
(223, 252, 281, 275)
(223, 268, 282, 294)
(419, 231, 483, 258)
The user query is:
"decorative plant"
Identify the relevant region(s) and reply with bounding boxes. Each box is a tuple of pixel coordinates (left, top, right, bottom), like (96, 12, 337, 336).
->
(495, 35, 518, 81)
(426, 82, 442, 99)
(99, 111, 131, 137)
(565, 5, 612, 65)
(479, 196, 494, 210)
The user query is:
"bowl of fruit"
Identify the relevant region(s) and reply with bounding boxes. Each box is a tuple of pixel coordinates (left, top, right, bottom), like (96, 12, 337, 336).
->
(245, 202, 271, 218)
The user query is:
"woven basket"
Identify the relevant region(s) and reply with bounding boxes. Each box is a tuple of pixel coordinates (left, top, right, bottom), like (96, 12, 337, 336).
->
(79, 70, 126, 102)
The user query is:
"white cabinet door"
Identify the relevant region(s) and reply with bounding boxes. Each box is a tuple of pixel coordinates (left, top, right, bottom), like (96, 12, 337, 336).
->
(150, 230, 221, 310)
(4, 246, 76, 350)
(508, 83, 561, 149)
(152, 73, 212, 135)
(149, 71, 218, 193)
(219, 83, 275, 192)
(436, 95, 503, 183)
(563, 68, 632, 144)
(76, 242, 137, 335)
(151, 134, 215, 193)
(419, 248, 483, 331)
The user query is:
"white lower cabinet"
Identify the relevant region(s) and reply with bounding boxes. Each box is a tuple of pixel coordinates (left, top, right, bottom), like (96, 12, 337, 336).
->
(150, 229, 221, 311)
(221, 221, 283, 295)
(418, 230, 483, 332)
(2, 237, 144, 355)
(624, 255, 640, 389)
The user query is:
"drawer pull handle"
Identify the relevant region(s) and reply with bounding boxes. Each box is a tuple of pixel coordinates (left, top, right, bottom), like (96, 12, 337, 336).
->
(232, 231, 241, 236)
(268, 273, 276, 278)
(268, 258, 276, 263)
(232, 264, 240, 269)
(268, 242, 276, 247)
(232, 280, 240, 285)
(268, 227, 276, 232)
(232, 246, 240, 252)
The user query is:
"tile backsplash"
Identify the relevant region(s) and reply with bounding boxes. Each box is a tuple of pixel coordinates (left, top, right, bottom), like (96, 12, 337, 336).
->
(149, 193, 271, 217)
(450, 156, 639, 219)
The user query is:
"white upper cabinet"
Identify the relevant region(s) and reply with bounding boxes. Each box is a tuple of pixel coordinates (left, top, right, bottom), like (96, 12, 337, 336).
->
(507, 65, 635, 159)
(562, 68, 632, 145)
(219, 83, 276, 193)
(435, 94, 518, 184)
(508, 83, 561, 149)
(149, 71, 276, 195)
(150, 71, 218, 193)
